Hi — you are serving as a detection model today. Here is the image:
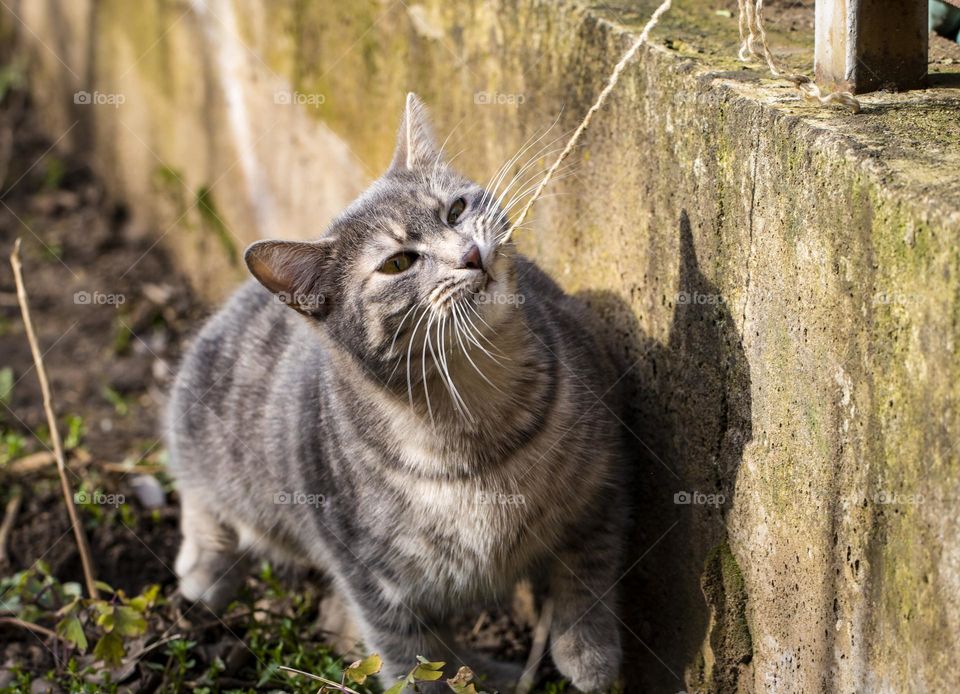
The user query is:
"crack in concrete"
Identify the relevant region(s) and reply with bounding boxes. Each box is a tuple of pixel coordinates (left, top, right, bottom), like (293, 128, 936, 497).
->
(739, 106, 763, 339)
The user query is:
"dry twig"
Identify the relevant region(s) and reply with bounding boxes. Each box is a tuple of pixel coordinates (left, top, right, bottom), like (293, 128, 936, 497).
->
(516, 597, 554, 694)
(0, 616, 63, 642)
(278, 665, 361, 694)
(0, 487, 22, 565)
(9, 238, 99, 599)
(5, 450, 56, 475)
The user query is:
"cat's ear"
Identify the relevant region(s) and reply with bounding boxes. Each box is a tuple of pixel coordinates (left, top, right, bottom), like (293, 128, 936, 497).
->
(244, 239, 336, 319)
(388, 92, 441, 172)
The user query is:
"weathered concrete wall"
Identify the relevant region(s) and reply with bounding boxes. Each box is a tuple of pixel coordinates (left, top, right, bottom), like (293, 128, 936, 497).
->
(4, 0, 960, 691)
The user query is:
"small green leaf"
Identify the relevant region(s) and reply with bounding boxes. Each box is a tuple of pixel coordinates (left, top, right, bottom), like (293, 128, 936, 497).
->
(384, 682, 408, 694)
(95, 603, 115, 631)
(256, 662, 280, 687)
(94, 580, 116, 594)
(56, 615, 88, 651)
(415, 656, 445, 670)
(63, 414, 84, 451)
(413, 665, 445, 681)
(101, 386, 129, 416)
(0, 367, 14, 407)
(345, 653, 382, 684)
(113, 605, 147, 636)
(128, 584, 160, 613)
(61, 582, 83, 600)
(94, 631, 125, 666)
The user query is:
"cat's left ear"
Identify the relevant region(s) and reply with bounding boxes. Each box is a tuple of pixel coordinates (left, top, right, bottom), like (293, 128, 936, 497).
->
(388, 92, 441, 173)
(244, 239, 337, 319)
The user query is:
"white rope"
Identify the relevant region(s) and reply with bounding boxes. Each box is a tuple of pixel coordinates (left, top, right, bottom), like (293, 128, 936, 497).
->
(503, 0, 859, 241)
(504, 0, 673, 239)
(738, 0, 861, 113)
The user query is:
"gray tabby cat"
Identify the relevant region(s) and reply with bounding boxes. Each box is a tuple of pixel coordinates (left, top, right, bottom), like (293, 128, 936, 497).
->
(167, 94, 627, 692)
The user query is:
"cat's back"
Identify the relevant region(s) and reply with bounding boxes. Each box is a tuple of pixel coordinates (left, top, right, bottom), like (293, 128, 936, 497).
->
(165, 281, 308, 484)
(169, 280, 291, 403)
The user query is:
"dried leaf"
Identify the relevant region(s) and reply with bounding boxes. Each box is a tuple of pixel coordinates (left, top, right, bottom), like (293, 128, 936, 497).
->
(345, 653, 382, 684)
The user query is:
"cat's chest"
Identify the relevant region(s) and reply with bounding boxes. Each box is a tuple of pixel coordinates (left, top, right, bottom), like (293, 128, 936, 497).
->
(382, 470, 548, 567)
(378, 473, 549, 597)
(362, 408, 580, 580)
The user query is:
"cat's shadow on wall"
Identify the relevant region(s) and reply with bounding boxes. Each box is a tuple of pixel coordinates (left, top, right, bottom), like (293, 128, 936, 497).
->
(577, 210, 753, 693)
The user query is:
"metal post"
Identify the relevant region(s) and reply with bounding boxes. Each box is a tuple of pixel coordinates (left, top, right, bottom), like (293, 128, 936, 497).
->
(815, 0, 928, 94)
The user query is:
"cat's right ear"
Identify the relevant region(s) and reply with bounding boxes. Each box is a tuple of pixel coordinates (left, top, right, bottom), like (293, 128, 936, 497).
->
(244, 239, 336, 319)
(388, 92, 441, 173)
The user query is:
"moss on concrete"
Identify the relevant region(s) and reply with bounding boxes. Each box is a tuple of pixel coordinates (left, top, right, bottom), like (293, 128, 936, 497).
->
(687, 542, 753, 693)
(196, 186, 239, 266)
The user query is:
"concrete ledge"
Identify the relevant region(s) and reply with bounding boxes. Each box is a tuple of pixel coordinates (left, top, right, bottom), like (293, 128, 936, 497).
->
(4, 0, 960, 690)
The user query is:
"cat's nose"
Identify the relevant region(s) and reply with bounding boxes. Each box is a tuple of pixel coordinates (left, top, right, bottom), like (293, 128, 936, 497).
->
(458, 244, 484, 271)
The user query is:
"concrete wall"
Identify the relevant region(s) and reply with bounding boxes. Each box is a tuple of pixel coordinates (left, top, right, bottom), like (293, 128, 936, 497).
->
(4, 0, 960, 691)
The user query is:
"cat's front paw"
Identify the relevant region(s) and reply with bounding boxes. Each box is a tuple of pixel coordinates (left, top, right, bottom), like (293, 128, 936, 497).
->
(550, 622, 621, 692)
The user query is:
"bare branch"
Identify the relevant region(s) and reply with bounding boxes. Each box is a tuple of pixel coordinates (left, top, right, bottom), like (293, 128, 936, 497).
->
(9, 238, 99, 599)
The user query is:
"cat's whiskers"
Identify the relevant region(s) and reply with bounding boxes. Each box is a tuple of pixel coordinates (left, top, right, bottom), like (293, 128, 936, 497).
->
(499, 161, 580, 219)
(437, 313, 473, 421)
(387, 301, 426, 383)
(484, 122, 573, 211)
(479, 130, 538, 213)
(388, 301, 422, 356)
(430, 276, 482, 309)
(459, 316, 499, 365)
(479, 116, 564, 217)
(479, 130, 574, 244)
(429, 277, 459, 304)
(493, 165, 580, 247)
(451, 302, 503, 393)
(400, 279, 517, 421)
(452, 302, 531, 413)
(459, 302, 507, 364)
(430, 115, 467, 182)
(490, 143, 567, 215)
(462, 298, 505, 349)
(421, 311, 437, 425)
(486, 113, 567, 201)
(406, 300, 434, 409)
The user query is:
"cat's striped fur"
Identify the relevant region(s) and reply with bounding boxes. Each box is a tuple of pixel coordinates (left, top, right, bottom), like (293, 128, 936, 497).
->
(167, 94, 627, 691)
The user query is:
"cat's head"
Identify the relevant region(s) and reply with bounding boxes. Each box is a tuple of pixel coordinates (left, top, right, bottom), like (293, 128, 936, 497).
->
(244, 93, 519, 392)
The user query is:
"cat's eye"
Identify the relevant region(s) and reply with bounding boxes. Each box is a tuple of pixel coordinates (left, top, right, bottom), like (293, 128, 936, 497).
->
(446, 197, 467, 225)
(378, 252, 418, 275)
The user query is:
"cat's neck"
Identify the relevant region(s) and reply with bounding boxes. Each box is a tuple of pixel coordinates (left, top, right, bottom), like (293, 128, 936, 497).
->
(331, 305, 553, 471)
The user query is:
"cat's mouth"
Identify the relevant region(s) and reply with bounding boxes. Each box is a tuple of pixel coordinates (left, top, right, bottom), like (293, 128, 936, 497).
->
(429, 272, 492, 311)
